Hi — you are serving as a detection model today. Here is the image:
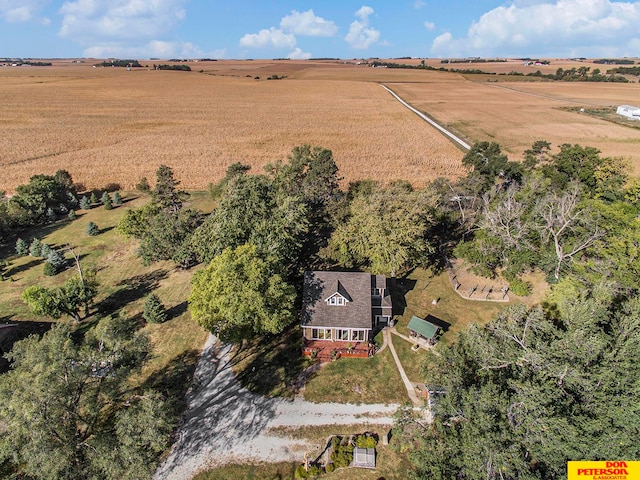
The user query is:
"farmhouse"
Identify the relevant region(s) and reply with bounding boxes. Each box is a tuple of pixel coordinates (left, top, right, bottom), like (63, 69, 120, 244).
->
(616, 105, 640, 120)
(300, 271, 392, 360)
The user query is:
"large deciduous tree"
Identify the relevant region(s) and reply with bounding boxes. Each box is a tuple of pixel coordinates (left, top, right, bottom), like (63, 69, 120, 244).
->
(22, 273, 98, 323)
(399, 288, 640, 480)
(189, 244, 296, 343)
(326, 183, 436, 277)
(0, 318, 174, 480)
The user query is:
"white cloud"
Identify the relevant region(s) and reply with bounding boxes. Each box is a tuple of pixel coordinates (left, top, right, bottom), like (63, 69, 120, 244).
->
(430, 0, 640, 57)
(280, 9, 337, 37)
(0, 0, 48, 22)
(59, 0, 187, 45)
(83, 39, 201, 59)
(288, 47, 312, 60)
(414, 0, 426, 9)
(239, 27, 296, 49)
(345, 5, 380, 49)
(424, 21, 436, 31)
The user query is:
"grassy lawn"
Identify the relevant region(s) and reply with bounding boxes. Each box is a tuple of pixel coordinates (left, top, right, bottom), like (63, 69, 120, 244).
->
(303, 347, 407, 405)
(393, 268, 509, 347)
(195, 424, 413, 480)
(230, 324, 313, 398)
(390, 334, 429, 384)
(0, 191, 213, 394)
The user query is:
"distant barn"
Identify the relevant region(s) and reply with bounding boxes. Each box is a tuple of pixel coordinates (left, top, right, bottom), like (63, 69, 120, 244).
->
(616, 105, 640, 120)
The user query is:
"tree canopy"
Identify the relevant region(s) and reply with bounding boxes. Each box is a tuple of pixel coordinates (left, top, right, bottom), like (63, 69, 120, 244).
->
(189, 244, 297, 343)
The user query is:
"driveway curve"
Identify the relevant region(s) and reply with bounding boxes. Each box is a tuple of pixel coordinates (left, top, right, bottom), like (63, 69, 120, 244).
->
(154, 334, 399, 480)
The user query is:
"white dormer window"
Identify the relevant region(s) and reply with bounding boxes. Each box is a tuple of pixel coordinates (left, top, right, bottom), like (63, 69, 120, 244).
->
(327, 294, 347, 306)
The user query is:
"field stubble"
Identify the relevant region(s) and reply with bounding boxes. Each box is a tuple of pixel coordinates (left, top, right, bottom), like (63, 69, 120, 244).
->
(1, 64, 464, 192)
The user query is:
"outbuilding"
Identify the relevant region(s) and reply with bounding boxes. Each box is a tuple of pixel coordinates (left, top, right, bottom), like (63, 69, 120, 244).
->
(616, 105, 640, 120)
(407, 315, 442, 346)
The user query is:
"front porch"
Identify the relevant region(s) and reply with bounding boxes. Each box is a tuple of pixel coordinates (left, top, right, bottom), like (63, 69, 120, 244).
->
(302, 338, 375, 362)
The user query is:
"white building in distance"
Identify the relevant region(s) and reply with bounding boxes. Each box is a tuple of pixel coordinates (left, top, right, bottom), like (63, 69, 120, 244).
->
(616, 105, 640, 120)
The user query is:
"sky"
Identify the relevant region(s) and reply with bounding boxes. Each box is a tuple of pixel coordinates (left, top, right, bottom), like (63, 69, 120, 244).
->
(1, 0, 640, 60)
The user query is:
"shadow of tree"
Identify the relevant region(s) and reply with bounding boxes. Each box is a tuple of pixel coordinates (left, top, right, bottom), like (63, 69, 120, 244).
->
(5, 258, 42, 277)
(97, 269, 169, 316)
(231, 324, 310, 397)
(0, 321, 53, 373)
(166, 301, 188, 321)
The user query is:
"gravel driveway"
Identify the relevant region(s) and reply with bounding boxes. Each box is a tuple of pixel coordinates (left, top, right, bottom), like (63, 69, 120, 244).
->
(154, 334, 400, 480)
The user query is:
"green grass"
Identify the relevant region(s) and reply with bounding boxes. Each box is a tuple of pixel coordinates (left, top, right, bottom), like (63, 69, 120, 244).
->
(230, 324, 312, 398)
(0, 191, 213, 392)
(196, 424, 413, 480)
(303, 347, 407, 404)
(390, 334, 428, 384)
(393, 268, 508, 347)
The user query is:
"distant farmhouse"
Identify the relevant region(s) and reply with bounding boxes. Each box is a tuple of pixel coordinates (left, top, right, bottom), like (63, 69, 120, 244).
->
(300, 271, 392, 360)
(616, 105, 640, 121)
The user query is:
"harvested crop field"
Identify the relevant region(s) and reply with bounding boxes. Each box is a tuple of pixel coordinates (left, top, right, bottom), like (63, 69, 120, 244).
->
(0, 61, 465, 192)
(389, 79, 640, 172)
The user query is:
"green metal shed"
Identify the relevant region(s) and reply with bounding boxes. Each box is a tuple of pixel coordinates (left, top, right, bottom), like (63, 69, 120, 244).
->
(407, 316, 440, 340)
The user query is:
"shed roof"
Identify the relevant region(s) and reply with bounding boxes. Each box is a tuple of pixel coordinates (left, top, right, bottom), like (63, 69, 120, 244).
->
(352, 447, 376, 468)
(407, 316, 439, 339)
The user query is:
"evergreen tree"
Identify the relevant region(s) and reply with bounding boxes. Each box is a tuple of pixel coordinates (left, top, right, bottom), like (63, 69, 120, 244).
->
(29, 238, 42, 257)
(46, 207, 56, 223)
(136, 176, 150, 192)
(143, 293, 167, 324)
(102, 191, 113, 210)
(151, 165, 188, 213)
(112, 191, 122, 206)
(86, 221, 99, 236)
(90, 192, 98, 205)
(15, 238, 28, 256)
(68, 209, 76, 220)
(79, 196, 91, 210)
(40, 243, 51, 258)
(45, 249, 66, 275)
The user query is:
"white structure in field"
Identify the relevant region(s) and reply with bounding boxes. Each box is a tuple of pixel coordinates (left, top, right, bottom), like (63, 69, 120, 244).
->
(616, 105, 640, 120)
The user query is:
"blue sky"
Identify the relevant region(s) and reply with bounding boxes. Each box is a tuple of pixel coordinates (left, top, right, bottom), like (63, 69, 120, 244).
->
(2, 1, 640, 59)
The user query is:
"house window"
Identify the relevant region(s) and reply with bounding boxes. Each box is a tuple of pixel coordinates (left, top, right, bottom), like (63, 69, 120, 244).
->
(311, 328, 331, 340)
(336, 329, 350, 341)
(351, 330, 366, 342)
(372, 288, 383, 297)
(328, 295, 346, 306)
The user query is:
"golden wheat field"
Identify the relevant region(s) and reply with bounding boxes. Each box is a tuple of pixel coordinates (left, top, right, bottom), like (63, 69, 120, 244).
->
(389, 77, 640, 169)
(3, 58, 640, 192)
(0, 60, 465, 193)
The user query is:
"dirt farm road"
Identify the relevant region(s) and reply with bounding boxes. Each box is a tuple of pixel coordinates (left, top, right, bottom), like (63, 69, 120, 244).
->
(153, 334, 400, 480)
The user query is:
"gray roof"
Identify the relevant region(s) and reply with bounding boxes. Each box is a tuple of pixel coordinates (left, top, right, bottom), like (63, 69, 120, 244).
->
(352, 447, 376, 468)
(301, 271, 373, 329)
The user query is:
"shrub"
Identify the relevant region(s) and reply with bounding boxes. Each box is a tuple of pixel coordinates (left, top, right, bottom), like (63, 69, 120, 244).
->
(43, 261, 57, 276)
(46, 207, 56, 223)
(79, 196, 91, 210)
(29, 238, 42, 257)
(144, 293, 167, 324)
(102, 191, 112, 210)
(16, 238, 28, 256)
(355, 433, 378, 448)
(325, 463, 335, 473)
(86, 222, 99, 236)
(508, 277, 532, 297)
(294, 465, 308, 479)
(136, 176, 150, 192)
(112, 191, 122, 206)
(68, 209, 76, 220)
